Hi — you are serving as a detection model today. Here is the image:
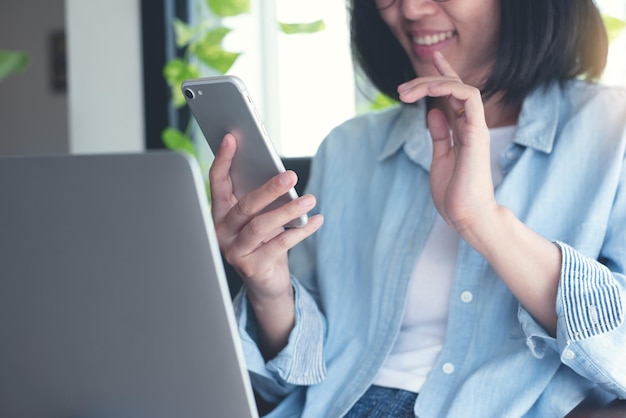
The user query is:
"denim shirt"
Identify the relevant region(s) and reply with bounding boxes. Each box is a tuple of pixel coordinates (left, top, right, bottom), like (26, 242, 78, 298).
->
(234, 80, 626, 418)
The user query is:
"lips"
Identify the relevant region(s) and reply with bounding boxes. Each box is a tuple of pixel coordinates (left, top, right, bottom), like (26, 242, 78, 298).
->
(412, 31, 454, 46)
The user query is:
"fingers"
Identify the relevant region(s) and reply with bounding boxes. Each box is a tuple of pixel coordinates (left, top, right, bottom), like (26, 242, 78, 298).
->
(397, 51, 461, 101)
(398, 77, 478, 108)
(432, 50, 459, 78)
(397, 57, 485, 127)
(232, 213, 324, 272)
(224, 210, 323, 282)
(427, 108, 453, 161)
(209, 132, 303, 235)
(397, 51, 482, 115)
(207, 133, 323, 288)
(252, 214, 324, 263)
(230, 194, 317, 257)
(209, 134, 238, 221)
(221, 170, 298, 235)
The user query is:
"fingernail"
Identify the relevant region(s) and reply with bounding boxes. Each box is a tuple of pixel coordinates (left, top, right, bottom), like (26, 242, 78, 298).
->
(299, 195, 315, 207)
(279, 172, 293, 185)
(308, 214, 324, 227)
(220, 135, 233, 149)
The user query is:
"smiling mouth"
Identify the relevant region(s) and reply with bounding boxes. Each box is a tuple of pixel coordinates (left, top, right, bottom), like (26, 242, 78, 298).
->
(412, 31, 454, 46)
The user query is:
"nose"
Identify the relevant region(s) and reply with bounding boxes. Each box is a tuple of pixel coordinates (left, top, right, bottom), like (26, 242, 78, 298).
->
(400, 0, 439, 20)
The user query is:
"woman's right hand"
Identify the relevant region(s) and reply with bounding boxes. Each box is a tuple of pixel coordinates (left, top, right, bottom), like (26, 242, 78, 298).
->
(209, 133, 324, 357)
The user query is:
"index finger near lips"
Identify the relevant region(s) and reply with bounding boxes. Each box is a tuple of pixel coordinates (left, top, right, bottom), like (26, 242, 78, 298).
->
(432, 50, 460, 78)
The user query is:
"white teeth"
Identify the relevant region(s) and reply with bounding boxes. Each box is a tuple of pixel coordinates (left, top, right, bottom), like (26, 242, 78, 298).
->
(413, 31, 453, 46)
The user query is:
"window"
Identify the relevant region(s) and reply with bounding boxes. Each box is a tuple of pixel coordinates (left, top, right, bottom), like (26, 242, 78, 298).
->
(194, 0, 356, 157)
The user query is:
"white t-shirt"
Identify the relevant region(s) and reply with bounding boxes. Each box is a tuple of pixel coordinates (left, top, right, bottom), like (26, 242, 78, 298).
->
(373, 126, 516, 393)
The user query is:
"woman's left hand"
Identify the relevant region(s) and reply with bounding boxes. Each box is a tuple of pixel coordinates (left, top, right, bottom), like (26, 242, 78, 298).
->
(397, 51, 499, 238)
(398, 52, 561, 335)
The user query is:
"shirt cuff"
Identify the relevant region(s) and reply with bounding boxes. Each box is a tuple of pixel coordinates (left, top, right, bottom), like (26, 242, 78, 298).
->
(234, 277, 327, 387)
(554, 241, 624, 342)
(520, 241, 625, 359)
(519, 305, 557, 359)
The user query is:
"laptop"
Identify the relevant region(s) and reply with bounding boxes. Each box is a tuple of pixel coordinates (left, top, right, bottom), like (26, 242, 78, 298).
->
(0, 151, 259, 418)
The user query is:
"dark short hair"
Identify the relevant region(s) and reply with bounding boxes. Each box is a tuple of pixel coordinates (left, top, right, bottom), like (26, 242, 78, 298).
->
(349, 0, 608, 106)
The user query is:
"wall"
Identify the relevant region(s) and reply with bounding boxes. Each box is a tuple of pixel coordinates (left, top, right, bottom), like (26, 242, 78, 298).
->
(65, 0, 144, 154)
(0, 0, 145, 156)
(0, 0, 69, 156)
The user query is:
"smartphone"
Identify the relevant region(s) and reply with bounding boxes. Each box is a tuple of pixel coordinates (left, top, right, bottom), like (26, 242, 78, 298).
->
(182, 75, 307, 228)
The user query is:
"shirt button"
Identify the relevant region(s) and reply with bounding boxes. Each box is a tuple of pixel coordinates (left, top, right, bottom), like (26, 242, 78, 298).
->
(460, 291, 473, 303)
(563, 349, 576, 360)
(589, 305, 599, 325)
(442, 363, 455, 374)
(506, 150, 516, 160)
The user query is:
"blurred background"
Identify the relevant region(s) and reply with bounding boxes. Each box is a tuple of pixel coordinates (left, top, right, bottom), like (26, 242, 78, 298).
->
(0, 0, 624, 159)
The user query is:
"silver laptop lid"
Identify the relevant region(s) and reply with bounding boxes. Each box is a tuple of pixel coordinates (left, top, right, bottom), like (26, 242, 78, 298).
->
(0, 151, 259, 418)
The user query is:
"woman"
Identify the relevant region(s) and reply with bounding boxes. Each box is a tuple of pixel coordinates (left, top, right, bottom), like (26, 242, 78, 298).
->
(209, 0, 626, 416)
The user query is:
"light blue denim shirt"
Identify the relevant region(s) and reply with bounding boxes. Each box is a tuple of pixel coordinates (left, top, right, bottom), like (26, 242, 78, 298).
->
(234, 80, 626, 417)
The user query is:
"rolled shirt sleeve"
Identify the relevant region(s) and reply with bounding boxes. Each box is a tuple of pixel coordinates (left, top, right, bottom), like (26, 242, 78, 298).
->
(520, 241, 626, 398)
(233, 277, 327, 402)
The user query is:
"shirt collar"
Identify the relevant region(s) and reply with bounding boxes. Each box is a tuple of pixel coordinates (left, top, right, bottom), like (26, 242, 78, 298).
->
(377, 82, 563, 168)
(379, 100, 433, 172)
(513, 82, 561, 154)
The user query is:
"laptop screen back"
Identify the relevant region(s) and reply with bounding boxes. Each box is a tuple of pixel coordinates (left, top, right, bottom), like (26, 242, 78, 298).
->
(0, 152, 259, 418)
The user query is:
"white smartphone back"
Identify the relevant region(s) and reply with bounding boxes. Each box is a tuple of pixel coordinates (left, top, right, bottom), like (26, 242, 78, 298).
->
(182, 75, 307, 228)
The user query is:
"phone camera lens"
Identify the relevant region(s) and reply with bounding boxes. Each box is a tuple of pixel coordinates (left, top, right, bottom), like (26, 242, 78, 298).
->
(184, 89, 194, 99)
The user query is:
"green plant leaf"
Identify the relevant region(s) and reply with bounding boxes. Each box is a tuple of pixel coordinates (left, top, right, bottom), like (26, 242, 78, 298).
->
(603, 14, 626, 43)
(207, 0, 250, 17)
(162, 127, 197, 156)
(173, 18, 196, 48)
(163, 58, 201, 84)
(163, 58, 201, 107)
(278, 20, 326, 35)
(370, 92, 397, 111)
(190, 27, 241, 73)
(0, 50, 30, 81)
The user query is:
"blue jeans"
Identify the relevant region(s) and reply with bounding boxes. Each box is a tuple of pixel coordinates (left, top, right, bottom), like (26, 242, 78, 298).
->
(343, 385, 418, 417)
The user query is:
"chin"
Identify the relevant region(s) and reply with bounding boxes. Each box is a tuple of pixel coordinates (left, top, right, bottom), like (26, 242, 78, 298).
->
(412, 62, 438, 78)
